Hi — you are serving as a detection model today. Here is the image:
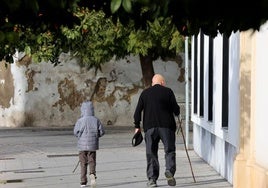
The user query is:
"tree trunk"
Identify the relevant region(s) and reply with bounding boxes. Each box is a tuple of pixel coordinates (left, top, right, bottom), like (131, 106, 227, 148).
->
(139, 54, 155, 88)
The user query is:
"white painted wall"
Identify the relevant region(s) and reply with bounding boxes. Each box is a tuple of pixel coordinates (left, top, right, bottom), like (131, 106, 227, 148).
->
(191, 32, 240, 147)
(191, 31, 240, 183)
(255, 21, 268, 169)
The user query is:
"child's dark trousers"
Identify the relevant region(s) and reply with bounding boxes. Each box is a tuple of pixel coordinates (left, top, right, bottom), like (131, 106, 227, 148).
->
(79, 151, 96, 184)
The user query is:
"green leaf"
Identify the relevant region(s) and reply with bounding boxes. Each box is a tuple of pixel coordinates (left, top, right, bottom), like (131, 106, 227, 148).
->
(6, 32, 19, 43)
(122, 0, 132, 13)
(137, 0, 150, 5)
(25, 0, 39, 13)
(0, 31, 5, 42)
(24, 46, 31, 55)
(111, 0, 122, 14)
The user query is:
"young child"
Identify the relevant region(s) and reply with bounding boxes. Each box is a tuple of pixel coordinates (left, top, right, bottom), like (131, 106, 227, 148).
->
(74, 101, 105, 187)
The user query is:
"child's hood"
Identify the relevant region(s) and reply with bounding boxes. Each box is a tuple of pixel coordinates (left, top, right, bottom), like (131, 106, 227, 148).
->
(81, 101, 94, 117)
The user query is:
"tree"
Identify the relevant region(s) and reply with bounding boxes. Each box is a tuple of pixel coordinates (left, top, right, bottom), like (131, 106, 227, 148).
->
(109, 0, 268, 37)
(61, 8, 127, 70)
(0, 0, 79, 63)
(1, 1, 185, 88)
(61, 7, 184, 87)
(2, 0, 268, 86)
(74, 0, 185, 87)
(107, 0, 186, 86)
(2, 0, 268, 43)
(124, 17, 184, 86)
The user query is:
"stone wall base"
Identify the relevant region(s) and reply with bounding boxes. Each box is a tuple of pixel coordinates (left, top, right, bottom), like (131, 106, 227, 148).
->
(234, 154, 268, 188)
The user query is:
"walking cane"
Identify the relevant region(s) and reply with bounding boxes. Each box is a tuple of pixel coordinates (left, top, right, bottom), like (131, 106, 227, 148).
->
(72, 160, 80, 173)
(176, 115, 196, 183)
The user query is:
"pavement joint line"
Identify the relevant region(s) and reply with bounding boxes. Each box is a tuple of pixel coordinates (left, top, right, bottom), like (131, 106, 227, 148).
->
(47, 153, 78, 158)
(1, 167, 44, 173)
(14, 170, 45, 173)
(0, 179, 23, 184)
(0, 157, 15, 160)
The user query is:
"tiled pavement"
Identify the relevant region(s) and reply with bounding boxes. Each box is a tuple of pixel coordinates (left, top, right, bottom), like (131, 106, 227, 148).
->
(0, 127, 232, 188)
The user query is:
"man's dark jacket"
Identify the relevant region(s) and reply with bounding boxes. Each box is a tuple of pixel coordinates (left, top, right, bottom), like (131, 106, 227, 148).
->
(134, 84, 180, 132)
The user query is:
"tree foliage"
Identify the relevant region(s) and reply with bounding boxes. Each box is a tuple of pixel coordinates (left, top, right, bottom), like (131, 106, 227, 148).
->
(0, 0, 79, 63)
(110, 0, 268, 37)
(127, 17, 184, 60)
(2, 0, 267, 66)
(61, 8, 128, 69)
(0, 0, 184, 70)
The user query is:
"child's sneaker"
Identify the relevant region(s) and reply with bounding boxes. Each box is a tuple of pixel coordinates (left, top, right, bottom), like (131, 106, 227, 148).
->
(80, 184, 87, 187)
(90, 174, 96, 187)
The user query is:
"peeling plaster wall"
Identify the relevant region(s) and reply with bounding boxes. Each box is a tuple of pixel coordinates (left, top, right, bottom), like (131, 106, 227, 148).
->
(0, 63, 14, 108)
(0, 54, 187, 128)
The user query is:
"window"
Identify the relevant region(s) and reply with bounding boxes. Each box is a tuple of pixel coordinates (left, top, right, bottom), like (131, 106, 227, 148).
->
(222, 33, 229, 127)
(193, 35, 198, 114)
(199, 32, 204, 117)
(208, 36, 214, 121)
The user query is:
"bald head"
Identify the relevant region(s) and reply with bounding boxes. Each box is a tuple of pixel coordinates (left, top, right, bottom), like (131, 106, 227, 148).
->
(152, 74, 166, 86)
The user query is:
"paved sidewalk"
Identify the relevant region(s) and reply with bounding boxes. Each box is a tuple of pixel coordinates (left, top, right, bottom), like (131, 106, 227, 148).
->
(0, 127, 232, 188)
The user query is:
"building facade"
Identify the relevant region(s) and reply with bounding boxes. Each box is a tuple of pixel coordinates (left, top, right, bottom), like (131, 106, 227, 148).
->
(191, 22, 268, 187)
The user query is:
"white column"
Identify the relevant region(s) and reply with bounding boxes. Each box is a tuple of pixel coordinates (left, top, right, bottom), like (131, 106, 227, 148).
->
(185, 36, 189, 149)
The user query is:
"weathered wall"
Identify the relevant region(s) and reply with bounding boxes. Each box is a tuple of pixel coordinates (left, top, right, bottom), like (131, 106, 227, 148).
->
(0, 62, 14, 109)
(233, 22, 268, 188)
(0, 53, 186, 128)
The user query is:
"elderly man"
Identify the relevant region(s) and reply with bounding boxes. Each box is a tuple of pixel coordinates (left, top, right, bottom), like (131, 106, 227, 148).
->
(134, 74, 180, 187)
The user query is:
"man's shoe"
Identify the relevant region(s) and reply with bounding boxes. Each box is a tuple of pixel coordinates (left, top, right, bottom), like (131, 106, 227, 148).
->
(90, 174, 96, 187)
(80, 184, 87, 187)
(147, 179, 157, 187)
(165, 171, 176, 186)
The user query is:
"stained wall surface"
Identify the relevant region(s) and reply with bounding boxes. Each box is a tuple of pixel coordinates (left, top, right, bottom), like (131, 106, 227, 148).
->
(0, 54, 186, 127)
